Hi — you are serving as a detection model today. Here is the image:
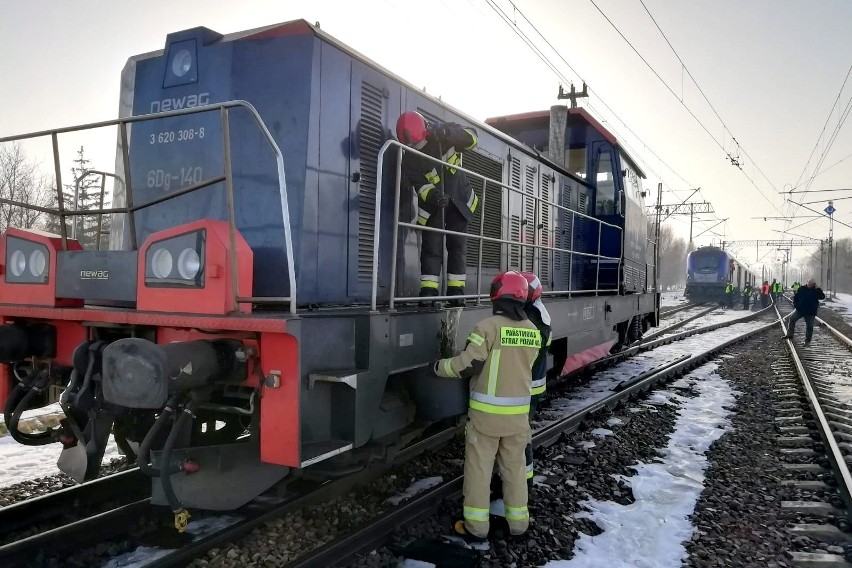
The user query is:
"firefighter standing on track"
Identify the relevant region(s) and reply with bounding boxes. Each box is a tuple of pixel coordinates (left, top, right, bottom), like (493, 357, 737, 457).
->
(433, 271, 540, 540)
(521, 271, 551, 491)
(396, 111, 479, 306)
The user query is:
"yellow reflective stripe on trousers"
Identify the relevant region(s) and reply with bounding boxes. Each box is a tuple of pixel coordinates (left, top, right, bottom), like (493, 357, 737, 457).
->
(486, 349, 501, 396)
(525, 463, 534, 479)
(464, 506, 489, 521)
(467, 332, 485, 346)
(500, 327, 541, 348)
(420, 280, 439, 289)
(448, 280, 465, 287)
(466, 191, 478, 213)
(505, 505, 529, 520)
(531, 383, 546, 396)
(442, 358, 459, 378)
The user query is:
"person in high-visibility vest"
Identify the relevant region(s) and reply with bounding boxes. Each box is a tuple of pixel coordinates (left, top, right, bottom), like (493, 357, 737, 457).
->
(434, 271, 540, 540)
(724, 282, 734, 309)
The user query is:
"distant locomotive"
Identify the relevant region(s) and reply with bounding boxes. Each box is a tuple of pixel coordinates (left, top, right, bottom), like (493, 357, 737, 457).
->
(0, 20, 659, 525)
(685, 246, 756, 301)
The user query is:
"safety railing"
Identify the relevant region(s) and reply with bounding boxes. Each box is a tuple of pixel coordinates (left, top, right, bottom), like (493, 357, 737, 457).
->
(372, 139, 623, 310)
(0, 101, 297, 314)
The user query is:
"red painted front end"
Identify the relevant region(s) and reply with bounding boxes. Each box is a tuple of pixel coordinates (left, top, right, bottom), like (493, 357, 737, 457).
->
(0, 221, 301, 468)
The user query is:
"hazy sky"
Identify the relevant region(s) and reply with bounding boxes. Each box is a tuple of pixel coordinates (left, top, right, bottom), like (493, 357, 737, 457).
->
(2, 0, 851, 271)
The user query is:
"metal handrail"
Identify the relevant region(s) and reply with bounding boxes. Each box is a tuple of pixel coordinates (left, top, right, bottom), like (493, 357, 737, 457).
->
(0, 101, 297, 314)
(73, 170, 124, 250)
(372, 139, 624, 310)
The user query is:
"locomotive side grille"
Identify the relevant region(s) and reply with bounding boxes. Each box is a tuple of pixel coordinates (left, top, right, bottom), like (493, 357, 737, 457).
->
(357, 82, 385, 282)
(464, 151, 503, 269)
(554, 182, 572, 278)
(508, 157, 522, 269)
(523, 165, 536, 272)
(539, 172, 551, 285)
(509, 215, 521, 269)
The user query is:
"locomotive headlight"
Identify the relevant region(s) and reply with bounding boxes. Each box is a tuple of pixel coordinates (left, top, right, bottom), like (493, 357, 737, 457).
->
(144, 230, 205, 287)
(177, 248, 201, 280)
(5, 237, 49, 284)
(29, 249, 47, 278)
(171, 49, 192, 78)
(150, 249, 173, 279)
(9, 250, 26, 277)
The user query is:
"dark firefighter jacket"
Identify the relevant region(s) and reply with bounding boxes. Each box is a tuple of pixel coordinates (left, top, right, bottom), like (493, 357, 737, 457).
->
(401, 123, 479, 221)
(793, 286, 825, 316)
(435, 314, 540, 437)
(525, 299, 551, 397)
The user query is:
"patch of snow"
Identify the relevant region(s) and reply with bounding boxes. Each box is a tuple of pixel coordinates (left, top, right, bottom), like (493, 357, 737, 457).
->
(660, 291, 687, 307)
(403, 561, 437, 568)
(386, 476, 443, 506)
(606, 418, 624, 427)
(0, 434, 121, 488)
(442, 534, 491, 551)
(591, 428, 613, 438)
(578, 441, 597, 449)
(543, 362, 738, 567)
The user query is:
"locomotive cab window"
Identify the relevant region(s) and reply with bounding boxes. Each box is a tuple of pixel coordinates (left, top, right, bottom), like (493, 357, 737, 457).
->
(595, 150, 616, 216)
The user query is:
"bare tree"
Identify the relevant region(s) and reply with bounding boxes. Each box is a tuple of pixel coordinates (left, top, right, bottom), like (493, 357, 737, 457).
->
(0, 143, 55, 232)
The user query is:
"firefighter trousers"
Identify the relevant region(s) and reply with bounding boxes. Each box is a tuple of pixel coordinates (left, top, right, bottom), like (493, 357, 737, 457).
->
(463, 421, 530, 538)
(420, 201, 468, 289)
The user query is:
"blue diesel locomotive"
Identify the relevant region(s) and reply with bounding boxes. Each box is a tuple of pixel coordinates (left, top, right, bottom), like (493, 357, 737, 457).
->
(0, 20, 660, 520)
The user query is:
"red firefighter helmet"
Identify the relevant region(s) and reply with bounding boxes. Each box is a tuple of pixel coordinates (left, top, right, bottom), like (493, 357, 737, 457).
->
(520, 271, 542, 302)
(490, 271, 529, 303)
(396, 111, 429, 147)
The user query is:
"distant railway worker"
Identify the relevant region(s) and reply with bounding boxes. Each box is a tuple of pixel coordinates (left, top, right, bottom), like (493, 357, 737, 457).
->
(433, 271, 539, 541)
(771, 279, 780, 302)
(742, 283, 751, 310)
(396, 111, 478, 306)
(520, 271, 551, 491)
(783, 278, 825, 348)
(724, 282, 734, 309)
(792, 281, 801, 292)
(761, 281, 770, 308)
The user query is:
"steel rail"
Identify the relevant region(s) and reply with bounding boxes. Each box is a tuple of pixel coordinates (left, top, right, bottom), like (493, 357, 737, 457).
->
(0, 468, 146, 536)
(780, 306, 852, 516)
(659, 302, 702, 316)
(288, 317, 778, 567)
(645, 305, 718, 339)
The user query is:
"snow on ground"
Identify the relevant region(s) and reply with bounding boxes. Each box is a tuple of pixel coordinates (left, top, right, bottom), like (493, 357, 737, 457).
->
(660, 291, 687, 308)
(544, 362, 738, 567)
(1, 401, 122, 488)
(654, 306, 760, 337)
(824, 292, 852, 323)
(534, 320, 763, 430)
(654, 305, 711, 334)
(386, 476, 444, 506)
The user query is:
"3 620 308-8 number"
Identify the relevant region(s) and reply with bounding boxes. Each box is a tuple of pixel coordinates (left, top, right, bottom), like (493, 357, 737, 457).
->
(149, 128, 205, 144)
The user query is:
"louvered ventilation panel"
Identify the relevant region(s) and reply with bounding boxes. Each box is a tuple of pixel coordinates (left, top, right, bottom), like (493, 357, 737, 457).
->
(538, 173, 552, 284)
(464, 152, 503, 270)
(554, 182, 572, 278)
(523, 166, 536, 272)
(509, 215, 521, 269)
(508, 157, 521, 269)
(357, 82, 384, 282)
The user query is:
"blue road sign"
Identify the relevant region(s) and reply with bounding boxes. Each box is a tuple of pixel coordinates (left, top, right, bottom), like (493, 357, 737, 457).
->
(825, 204, 836, 215)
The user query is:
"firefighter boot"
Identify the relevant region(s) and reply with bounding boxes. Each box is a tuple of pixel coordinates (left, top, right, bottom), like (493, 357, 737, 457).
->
(447, 286, 465, 307)
(418, 286, 439, 308)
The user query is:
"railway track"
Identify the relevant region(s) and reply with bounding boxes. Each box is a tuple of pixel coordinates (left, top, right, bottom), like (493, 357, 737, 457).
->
(774, 300, 852, 565)
(288, 310, 780, 567)
(0, 306, 772, 567)
(659, 301, 701, 317)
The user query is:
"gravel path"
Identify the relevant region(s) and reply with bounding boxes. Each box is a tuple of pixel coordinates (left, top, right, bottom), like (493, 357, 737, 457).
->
(684, 331, 796, 568)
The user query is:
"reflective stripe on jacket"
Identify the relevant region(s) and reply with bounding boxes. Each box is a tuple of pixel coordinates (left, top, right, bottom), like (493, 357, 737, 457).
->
(525, 300, 551, 397)
(435, 314, 540, 436)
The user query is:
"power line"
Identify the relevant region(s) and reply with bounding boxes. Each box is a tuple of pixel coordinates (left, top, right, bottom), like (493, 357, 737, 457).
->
(484, 0, 697, 193)
(588, 0, 784, 215)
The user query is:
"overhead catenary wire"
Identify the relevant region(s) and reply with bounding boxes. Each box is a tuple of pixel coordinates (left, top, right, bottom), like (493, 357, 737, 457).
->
(483, 0, 697, 194)
(588, 0, 784, 216)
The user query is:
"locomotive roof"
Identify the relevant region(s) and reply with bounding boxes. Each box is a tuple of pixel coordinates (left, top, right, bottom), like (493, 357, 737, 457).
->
(483, 109, 646, 179)
(131, 18, 624, 182)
